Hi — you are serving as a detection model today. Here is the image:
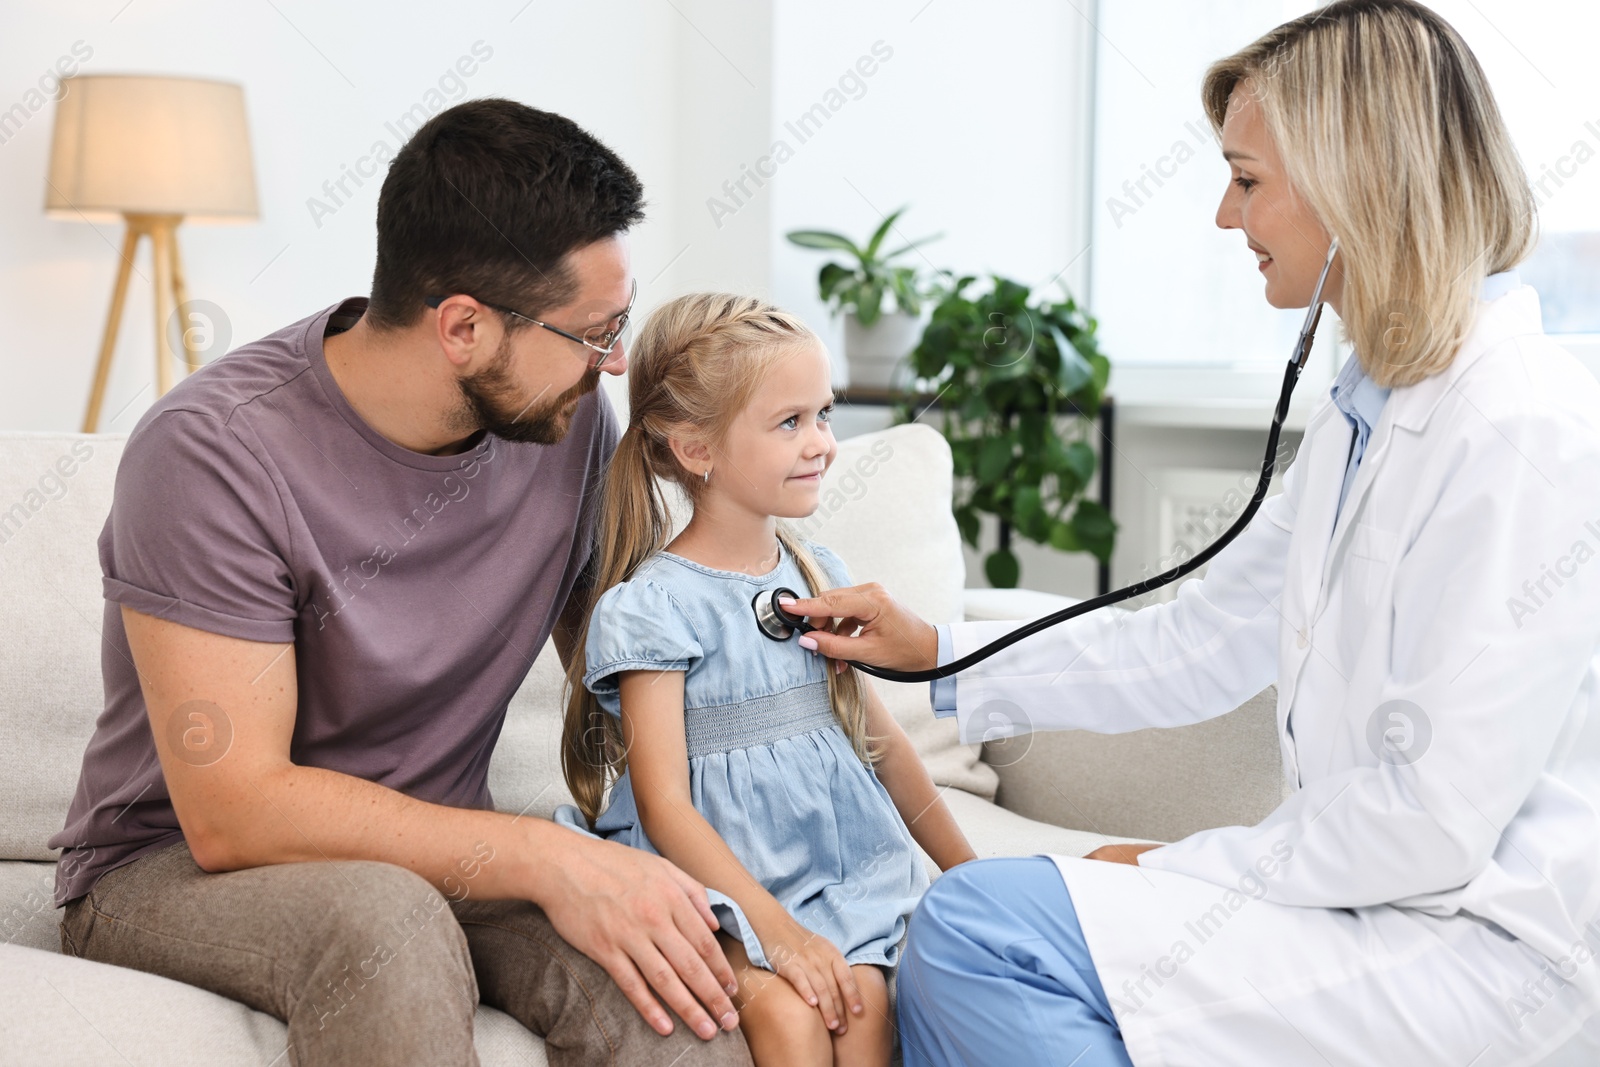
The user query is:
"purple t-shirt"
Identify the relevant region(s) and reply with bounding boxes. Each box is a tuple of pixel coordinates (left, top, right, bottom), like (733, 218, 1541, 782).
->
(50, 298, 619, 906)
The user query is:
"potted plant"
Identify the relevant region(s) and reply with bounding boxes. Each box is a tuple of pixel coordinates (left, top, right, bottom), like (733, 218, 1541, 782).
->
(786, 206, 940, 389)
(893, 275, 1115, 588)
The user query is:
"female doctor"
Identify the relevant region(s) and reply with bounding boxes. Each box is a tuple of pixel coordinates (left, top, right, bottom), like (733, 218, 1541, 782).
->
(781, 2, 1600, 1064)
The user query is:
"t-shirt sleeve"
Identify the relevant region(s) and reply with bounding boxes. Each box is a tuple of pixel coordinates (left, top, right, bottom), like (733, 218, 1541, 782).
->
(101, 408, 297, 643)
(573, 386, 623, 584)
(582, 577, 704, 715)
(801, 540, 853, 591)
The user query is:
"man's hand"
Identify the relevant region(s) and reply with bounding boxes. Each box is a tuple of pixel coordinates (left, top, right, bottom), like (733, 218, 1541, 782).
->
(532, 829, 741, 1041)
(1085, 843, 1160, 865)
(777, 583, 937, 673)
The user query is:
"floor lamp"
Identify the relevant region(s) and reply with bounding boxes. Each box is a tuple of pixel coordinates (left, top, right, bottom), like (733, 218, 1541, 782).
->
(45, 75, 258, 432)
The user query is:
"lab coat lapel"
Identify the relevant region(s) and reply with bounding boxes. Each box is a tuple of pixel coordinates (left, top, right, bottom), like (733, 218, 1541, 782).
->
(1316, 406, 1396, 611)
(1313, 287, 1537, 601)
(1285, 408, 1349, 644)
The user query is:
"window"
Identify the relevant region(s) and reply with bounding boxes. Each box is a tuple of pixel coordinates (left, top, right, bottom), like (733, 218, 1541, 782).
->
(1089, 0, 1600, 390)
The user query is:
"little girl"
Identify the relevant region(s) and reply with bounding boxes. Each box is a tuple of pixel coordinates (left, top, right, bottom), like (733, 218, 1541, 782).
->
(553, 293, 975, 1065)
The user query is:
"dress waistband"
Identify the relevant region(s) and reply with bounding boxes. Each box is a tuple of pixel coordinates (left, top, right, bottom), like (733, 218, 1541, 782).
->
(683, 681, 839, 759)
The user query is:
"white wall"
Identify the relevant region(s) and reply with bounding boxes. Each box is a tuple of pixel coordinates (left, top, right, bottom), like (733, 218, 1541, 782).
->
(0, 0, 771, 433)
(0, 1, 1109, 599)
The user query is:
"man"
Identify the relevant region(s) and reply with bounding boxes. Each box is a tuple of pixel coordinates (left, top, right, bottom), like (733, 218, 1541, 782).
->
(50, 99, 750, 1066)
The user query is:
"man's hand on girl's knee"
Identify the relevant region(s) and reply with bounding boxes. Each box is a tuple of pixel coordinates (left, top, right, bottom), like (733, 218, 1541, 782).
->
(530, 830, 742, 1041)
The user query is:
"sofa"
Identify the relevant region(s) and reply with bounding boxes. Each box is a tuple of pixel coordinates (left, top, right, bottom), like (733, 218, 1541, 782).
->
(0, 422, 1290, 1065)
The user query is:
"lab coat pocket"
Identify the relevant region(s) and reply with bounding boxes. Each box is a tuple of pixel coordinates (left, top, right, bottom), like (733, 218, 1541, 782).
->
(1345, 522, 1401, 609)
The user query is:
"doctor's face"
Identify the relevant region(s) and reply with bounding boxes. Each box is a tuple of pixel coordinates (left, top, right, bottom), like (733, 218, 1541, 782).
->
(713, 341, 838, 519)
(1215, 85, 1343, 315)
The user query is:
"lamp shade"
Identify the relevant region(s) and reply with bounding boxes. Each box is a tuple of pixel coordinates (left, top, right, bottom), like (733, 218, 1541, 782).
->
(45, 74, 258, 222)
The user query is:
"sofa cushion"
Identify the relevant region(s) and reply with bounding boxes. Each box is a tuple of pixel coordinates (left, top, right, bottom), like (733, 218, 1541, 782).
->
(926, 786, 1144, 877)
(0, 860, 60, 953)
(0, 942, 548, 1066)
(0, 433, 127, 861)
(961, 589, 1291, 843)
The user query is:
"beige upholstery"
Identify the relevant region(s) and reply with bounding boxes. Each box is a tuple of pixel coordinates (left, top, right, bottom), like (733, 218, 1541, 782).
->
(961, 589, 1290, 842)
(0, 425, 1277, 1064)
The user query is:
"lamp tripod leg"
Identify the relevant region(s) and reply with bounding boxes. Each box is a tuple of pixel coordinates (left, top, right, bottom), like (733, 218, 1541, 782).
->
(82, 224, 142, 434)
(150, 218, 178, 398)
(168, 227, 200, 375)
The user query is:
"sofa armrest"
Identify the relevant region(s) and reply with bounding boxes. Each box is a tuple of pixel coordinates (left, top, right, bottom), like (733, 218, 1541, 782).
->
(962, 586, 1083, 623)
(962, 586, 1289, 843)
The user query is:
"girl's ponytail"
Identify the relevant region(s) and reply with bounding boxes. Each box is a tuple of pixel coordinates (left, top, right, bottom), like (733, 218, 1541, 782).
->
(560, 423, 670, 825)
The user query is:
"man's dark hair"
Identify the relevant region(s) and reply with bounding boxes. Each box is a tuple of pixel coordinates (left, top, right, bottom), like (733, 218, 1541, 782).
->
(367, 99, 645, 331)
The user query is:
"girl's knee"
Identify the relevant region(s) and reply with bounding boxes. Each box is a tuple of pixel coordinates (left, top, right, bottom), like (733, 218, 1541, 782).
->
(737, 972, 831, 1053)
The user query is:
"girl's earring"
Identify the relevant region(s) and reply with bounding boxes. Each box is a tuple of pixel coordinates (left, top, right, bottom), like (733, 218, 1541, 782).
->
(703, 468, 711, 484)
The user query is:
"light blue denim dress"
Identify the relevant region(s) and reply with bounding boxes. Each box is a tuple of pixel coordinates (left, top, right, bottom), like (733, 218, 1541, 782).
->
(552, 539, 931, 972)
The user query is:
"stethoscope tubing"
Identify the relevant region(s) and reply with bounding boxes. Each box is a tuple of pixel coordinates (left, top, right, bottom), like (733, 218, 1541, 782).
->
(770, 240, 1341, 684)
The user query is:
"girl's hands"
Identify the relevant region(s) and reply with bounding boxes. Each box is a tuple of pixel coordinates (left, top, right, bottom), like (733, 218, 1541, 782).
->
(761, 916, 864, 1033)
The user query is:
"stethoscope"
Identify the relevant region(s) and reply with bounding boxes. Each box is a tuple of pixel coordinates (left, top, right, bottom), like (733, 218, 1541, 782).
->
(754, 238, 1342, 684)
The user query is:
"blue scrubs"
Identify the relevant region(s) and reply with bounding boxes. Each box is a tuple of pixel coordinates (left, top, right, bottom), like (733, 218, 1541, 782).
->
(897, 856, 1133, 1067)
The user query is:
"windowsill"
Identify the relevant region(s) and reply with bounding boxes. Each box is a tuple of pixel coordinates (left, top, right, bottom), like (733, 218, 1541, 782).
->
(1108, 361, 1331, 432)
(1108, 336, 1600, 431)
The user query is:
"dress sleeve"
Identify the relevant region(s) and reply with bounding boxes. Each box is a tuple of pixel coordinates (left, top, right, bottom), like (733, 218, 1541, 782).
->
(800, 540, 853, 591)
(582, 577, 704, 716)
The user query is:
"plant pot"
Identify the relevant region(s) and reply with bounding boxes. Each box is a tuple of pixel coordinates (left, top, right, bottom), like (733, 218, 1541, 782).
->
(843, 310, 922, 390)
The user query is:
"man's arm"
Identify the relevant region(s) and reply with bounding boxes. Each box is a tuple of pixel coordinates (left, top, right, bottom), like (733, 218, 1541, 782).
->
(126, 606, 740, 1040)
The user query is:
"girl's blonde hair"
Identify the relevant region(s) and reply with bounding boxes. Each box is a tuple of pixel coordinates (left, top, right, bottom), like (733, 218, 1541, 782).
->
(561, 292, 877, 826)
(1203, 0, 1536, 388)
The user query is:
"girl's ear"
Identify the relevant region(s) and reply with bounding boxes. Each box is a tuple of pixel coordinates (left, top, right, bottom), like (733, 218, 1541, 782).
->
(665, 427, 713, 475)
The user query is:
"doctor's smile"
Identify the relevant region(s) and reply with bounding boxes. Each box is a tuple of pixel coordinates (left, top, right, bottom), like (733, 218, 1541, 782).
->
(29, 0, 1600, 1065)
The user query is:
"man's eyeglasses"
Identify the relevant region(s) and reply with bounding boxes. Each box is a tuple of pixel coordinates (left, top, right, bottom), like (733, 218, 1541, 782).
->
(424, 279, 636, 369)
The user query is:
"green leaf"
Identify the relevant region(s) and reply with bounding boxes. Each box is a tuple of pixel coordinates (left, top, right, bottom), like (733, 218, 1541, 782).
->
(862, 206, 908, 262)
(993, 277, 1031, 310)
(786, 230, 863, 257)
(853, 282, 884, 326)
(818, 262, 854, 303)
(1088, 352, 1111, 395)
(1062, 440, 1097, 488)
(954, 505, 981, 548)
(976, 436, 1013, 484)
(984, 547, 1021, 589)
(880, 232, 944, 263)
(889, 267, 922, 313)
(1070, 500, 1118, 563)
(1048, 519, 1080, 552)
(1048, 324, 1094, 394)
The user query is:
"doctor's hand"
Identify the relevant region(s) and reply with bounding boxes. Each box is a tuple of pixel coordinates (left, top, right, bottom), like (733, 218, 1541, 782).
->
(1085, 843, 1161, 865)
(777, 583, 938, 674)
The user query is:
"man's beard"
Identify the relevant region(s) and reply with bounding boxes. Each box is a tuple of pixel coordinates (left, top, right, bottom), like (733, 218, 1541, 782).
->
(454, 334, 599, 445)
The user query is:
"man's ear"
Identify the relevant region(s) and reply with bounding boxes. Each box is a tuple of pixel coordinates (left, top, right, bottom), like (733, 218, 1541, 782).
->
(433, 296, 497, 370)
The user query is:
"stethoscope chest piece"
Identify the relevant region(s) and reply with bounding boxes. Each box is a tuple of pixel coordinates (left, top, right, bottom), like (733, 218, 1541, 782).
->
(754, 586, 813, 641)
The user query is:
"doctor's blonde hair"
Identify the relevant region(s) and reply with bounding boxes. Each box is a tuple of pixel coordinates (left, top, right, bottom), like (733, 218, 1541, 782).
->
(560, 293, 877, 827)
(1203, 0, 1536, 389)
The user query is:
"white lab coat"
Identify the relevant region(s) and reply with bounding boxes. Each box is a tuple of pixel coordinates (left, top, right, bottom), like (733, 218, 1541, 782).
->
(943, 285, 1600, 1066)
